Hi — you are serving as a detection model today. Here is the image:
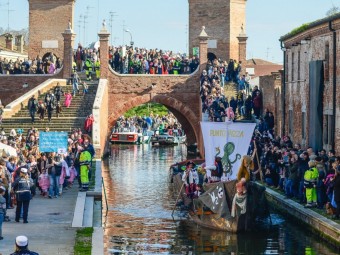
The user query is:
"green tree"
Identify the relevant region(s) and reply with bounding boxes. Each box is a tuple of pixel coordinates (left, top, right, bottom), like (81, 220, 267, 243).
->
(326, 6, 340, 17)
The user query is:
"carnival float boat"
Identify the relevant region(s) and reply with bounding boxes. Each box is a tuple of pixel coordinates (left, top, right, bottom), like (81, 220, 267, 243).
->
(170, 160, 269, 233)
(169, 121, 269, 233)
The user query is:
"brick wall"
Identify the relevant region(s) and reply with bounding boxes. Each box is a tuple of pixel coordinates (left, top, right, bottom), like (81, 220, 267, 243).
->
(279, 17, 340, 153)
(260, 73, 282, 136)
(28, 0, 75, 59)
(188, 0, 246, 61)
(106, 71, 201, 146)
(0, 72, 63, 106)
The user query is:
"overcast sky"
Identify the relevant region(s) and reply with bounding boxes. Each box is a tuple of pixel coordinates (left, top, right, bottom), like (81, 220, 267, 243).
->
(0, 0, 337, 64)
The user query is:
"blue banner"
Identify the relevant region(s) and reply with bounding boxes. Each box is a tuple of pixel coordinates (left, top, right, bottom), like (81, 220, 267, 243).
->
(39, 132, 68, 153)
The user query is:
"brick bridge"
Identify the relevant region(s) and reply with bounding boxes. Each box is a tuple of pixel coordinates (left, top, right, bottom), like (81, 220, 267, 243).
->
(94, 28, 211, 155)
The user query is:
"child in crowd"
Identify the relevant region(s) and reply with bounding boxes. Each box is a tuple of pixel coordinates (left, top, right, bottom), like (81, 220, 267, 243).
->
(56, 101, 62, 118)
(68, 161, 77, 188)
(0, 186, 5, 240)
(38, 169, 50, 197)
(82, 82, 88, 95)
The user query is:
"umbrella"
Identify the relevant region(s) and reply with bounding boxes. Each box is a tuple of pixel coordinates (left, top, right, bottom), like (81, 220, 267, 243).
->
(0, 142, 17, 157)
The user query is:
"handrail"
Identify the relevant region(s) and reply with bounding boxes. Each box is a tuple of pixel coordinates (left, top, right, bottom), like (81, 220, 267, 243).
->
(102, 177, 108, 227)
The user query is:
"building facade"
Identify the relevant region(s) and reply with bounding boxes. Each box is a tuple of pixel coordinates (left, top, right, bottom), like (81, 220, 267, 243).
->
(278, 13, 340, 153)
(188, 0, 247, 62)
(28, 0, 75, 60)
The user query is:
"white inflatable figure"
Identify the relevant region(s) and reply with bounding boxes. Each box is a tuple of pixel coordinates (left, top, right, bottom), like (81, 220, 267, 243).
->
(220, 170, 228, 182)
(191, 167, 199, 184)
(204, 165, 217, 183)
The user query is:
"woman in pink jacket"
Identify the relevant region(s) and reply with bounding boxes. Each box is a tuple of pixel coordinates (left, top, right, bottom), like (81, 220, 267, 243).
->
(64, 92, 72, 108)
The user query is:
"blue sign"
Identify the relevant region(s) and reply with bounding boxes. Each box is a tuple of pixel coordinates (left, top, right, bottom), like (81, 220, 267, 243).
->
(39, 132, 68, 153)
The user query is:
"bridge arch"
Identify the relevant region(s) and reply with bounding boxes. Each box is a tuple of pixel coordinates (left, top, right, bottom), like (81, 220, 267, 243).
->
(107, 94, 199, 145)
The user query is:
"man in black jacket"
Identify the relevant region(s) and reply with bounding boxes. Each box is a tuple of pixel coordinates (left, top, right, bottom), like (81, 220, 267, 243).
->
(13, 168, 34, 223)
(27, 95, 38, 124)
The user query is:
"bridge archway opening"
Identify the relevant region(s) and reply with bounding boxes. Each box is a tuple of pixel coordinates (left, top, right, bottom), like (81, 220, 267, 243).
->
(207, 52, 217, 62)
(108, 98, 199, 147)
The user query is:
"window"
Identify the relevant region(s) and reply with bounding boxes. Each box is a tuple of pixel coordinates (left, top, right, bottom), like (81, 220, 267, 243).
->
(323, 114, 334, 145)
(291, 52, 295, 81)
(302, 112, 306, 139)
(324, 43, 330, 81)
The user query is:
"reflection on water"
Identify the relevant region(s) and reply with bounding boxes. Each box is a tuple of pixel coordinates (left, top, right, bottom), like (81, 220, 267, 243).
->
(103, 144, 339, 255)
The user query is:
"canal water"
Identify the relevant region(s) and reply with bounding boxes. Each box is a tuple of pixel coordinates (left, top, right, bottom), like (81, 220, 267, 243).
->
(104, 144, 339, 255)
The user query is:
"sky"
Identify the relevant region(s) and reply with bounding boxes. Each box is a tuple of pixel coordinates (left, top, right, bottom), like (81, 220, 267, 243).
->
(0, 0, 337, 64)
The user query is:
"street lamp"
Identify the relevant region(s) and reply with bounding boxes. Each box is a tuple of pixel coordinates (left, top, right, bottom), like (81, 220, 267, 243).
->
(124, 29, 134, 46)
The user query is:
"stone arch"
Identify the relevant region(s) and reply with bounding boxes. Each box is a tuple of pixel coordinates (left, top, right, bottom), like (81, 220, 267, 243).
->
(107, 95, 199, 145)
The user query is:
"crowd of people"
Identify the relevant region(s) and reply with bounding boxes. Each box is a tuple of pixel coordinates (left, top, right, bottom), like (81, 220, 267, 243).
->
(249, 118, 340, 218)
(0, 54, 62, 75)
(0, 126, 95, 242)
(200, 58, 263, 122)
(108, 46, 200, 75)
(112, 113, 184, 137)
(26, 81, 91, 129)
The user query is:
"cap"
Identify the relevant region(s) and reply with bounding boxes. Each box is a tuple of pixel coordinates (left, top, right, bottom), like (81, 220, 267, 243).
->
(0, 186, 6, 192)
(15, 235, 28, 247)
(21, 168, 28, 174)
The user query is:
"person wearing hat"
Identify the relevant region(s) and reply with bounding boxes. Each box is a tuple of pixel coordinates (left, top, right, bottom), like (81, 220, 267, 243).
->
(10, 235, 39, 255)
(182, 161, 198, 198)
(12, 168, 34, 223)
(303, 160, 319, 208)
(0, 185, 6, 240)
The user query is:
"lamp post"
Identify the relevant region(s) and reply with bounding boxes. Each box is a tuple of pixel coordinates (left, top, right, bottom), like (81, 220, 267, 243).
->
(124, 29, 133, 46)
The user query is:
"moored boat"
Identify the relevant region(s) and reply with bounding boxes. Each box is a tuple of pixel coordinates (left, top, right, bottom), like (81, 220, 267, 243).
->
(151, 132, 186, 146)
(110, 131, 151, 144)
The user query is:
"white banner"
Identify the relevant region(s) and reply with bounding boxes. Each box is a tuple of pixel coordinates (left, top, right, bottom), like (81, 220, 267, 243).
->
(200, 122, 256, 180)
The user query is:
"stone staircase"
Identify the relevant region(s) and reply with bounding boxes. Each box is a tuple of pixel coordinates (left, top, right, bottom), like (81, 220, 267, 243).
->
(0, 74, 98, 134)
(223, 81, 238, 99)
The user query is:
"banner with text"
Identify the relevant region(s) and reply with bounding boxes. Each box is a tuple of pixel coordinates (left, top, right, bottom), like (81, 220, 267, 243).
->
(200, 122, 256, 180)
(39, 132, 68, 153)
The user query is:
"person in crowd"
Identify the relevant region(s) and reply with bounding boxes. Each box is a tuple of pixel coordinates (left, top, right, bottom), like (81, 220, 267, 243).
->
(72, 71, 81, 96)
(78, 146, 92, 192)
(37, 101, 46, 120)
(182, 161, 199, 198)
(56, 101, 62, 118)
(304, 160, 319, 208)
(38, 168, 49, 197)
(54, 83, 63, 102)
(27, 95, 38, 124)
(332, 165, 340, 219)
(82, 82, 89, 95)
(13, 168, 34, 223)
(10, 235, 39, 255)
(0, 186, 6, 240)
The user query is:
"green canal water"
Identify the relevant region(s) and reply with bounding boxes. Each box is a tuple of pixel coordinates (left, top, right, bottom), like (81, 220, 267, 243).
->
(104, 144, 339, 254)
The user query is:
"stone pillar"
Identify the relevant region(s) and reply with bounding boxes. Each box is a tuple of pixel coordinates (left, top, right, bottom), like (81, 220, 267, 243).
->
(16, 35, 24, 54)
(237, 25, 248, 70)
(62, 26, 76, 79)
(5, 34, 13, 51)
(98, 21, 110, 79)
(198, 26, 210, 158)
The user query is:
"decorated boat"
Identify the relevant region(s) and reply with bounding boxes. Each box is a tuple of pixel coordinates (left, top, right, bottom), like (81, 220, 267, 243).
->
(110, 131, 151, 144)
(170, 121, 269, 233)
(151, 132, 186, 146)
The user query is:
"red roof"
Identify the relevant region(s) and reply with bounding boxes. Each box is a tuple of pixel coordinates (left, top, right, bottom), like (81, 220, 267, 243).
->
(246, 59, 282, 78)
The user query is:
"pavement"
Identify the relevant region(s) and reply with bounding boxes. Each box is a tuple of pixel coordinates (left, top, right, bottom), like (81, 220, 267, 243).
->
(0, 186, 78, 255)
